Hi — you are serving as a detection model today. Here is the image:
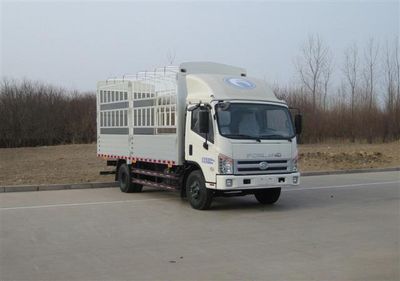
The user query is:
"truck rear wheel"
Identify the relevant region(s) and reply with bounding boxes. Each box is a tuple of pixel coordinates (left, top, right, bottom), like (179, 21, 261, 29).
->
(118, 164, 143, 193)
(254, 188, 281, 204)
(186, 170, 213, 210)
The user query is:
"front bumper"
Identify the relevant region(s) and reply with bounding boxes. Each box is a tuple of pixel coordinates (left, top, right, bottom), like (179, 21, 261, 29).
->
(212, 172, 300, 190)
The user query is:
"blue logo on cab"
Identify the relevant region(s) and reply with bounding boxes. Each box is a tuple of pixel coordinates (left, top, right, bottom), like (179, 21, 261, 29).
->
(224, 77, 256, 89)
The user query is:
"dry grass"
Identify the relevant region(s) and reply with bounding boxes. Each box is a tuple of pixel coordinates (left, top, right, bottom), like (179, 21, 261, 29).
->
(0, 142, 399, 186)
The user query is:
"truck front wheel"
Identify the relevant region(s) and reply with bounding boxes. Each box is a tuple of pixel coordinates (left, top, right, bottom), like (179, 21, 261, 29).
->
(186, 170, 213, 210)
(254, 188, 281, 204)
(118, 164, 143, 193)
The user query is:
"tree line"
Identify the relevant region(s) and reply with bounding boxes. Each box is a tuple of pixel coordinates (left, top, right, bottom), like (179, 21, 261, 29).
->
(0, 35, 399, 147)
(0, 79, 96, 147)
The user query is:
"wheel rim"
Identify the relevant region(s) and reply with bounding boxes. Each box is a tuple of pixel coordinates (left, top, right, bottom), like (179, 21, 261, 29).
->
(190, 180, 201, 200)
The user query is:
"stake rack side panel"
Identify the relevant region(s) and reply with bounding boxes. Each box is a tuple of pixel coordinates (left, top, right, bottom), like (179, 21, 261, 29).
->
(97, 67, 180, 165)
(97, 80, 132, 159)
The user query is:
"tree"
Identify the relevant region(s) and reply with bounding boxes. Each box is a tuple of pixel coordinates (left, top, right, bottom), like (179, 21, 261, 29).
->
(321, 55, 333, 111)
(166, 49, 176, 65)
(362, 38, 379, 143)
(343, 43, 360, 142)
(362, 38, 379, 111)
(295, 34, 331, 141)
(382, 37, 400, 140)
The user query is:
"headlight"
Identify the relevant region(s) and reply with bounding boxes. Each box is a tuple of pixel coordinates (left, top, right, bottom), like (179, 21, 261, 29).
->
(219, 154, 233, 174)
(292, 155, 298, 172)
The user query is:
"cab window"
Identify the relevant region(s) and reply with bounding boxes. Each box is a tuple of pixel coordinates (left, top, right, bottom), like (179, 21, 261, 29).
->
(191, 108, 214, 143)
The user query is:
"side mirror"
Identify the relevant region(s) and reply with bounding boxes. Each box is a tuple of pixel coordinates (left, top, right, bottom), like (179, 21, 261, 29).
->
(295, 114, 302, 135)
(199, 110, 209, 134)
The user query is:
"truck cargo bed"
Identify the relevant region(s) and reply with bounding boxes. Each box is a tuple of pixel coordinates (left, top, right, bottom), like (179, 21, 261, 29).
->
(96, 67, 183, 166)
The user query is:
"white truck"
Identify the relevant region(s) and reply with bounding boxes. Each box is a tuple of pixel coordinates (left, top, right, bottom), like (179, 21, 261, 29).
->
(97, 62, 302, 210)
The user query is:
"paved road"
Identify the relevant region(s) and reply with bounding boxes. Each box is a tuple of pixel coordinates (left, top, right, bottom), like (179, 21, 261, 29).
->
(1, 171, 399, 281)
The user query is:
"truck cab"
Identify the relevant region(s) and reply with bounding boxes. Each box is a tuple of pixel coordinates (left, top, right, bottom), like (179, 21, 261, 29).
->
(181, 65, 301, 209)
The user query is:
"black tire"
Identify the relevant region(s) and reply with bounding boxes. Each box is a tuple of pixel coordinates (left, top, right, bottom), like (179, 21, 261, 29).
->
(118, 164, 143, 193)
(186, 170, 213, 210)
(254, 188, 281, 204)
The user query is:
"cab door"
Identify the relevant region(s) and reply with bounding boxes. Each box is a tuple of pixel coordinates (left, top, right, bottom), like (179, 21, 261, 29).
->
(185, 107, 218, 186)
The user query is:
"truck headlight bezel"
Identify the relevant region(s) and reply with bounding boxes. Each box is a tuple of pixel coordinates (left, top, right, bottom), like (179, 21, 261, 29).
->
(219, 154, 233, 174)
(292, 155, 298, 172)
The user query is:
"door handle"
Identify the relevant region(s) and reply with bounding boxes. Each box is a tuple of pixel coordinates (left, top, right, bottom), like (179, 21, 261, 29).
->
(189, 144, 193, 155)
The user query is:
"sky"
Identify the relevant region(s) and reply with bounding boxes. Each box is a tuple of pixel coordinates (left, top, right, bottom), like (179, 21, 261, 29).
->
(1, 0, 399, 91)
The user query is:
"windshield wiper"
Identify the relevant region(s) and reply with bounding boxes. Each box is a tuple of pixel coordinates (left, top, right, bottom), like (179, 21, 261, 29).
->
(224, 134, 261, 142)
(259, 134, 293, 142)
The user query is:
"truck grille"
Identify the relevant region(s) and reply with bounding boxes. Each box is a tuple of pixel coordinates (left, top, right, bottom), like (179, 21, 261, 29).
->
(235, 159, 289, 174)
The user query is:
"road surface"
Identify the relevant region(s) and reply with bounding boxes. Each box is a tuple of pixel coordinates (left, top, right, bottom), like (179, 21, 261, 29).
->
(1, 171, 399, 280)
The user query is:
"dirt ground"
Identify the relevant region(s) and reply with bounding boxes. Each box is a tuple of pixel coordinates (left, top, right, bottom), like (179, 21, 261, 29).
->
(0, 142, 399, 186)
(299, 141, 400, 172)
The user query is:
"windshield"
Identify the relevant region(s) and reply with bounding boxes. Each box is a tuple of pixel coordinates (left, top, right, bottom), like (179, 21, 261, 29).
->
(215, 103, 295, 140)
